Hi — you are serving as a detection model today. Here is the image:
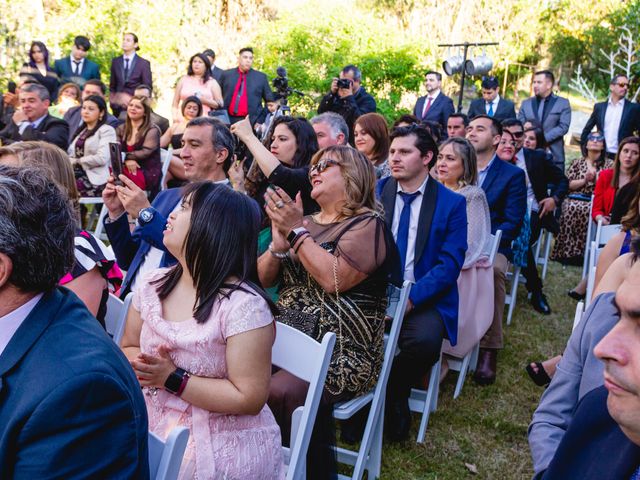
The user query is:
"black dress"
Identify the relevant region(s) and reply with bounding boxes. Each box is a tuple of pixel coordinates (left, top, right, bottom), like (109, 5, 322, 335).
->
(19, 63, 60, 101)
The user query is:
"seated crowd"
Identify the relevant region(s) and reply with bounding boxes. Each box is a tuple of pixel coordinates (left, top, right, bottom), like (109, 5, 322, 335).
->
(2, 34, 640, 480)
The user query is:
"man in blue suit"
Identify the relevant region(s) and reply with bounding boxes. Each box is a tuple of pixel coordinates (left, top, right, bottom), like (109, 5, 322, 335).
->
(467, 76, 516, 122)
(0, 165, 149, 478)
(53, 35, 101, 89)
(466, 115, 526, 385)
(413, 71, 455, 136)
(378, 125, 467, 441)
(103, 117, 233, 296)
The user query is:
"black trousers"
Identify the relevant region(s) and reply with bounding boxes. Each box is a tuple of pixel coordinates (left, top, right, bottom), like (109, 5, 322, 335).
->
(522, 212, 543, 294)
(387, 304, 445, 403)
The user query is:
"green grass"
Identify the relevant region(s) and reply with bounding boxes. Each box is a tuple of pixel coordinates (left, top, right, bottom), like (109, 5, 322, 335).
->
(363, 261, 580, 479)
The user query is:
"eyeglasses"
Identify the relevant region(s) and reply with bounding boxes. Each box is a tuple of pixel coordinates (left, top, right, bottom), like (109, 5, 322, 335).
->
(309, 158, 340, 178)
(616, 82, 629, 88)
(587, 134, 605, 142)
(509, 131, 524, 138)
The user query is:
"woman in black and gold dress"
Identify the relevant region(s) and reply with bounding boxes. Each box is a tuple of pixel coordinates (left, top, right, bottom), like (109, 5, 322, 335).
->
(258, 145, 399, 478)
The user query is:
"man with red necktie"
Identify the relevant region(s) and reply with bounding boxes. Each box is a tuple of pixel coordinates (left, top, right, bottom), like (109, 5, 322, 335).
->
(413, 71, 455, 137)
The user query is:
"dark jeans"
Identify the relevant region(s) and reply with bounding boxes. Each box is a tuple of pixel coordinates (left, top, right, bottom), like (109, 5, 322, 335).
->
(387, 304, 445, 403)
(523, 212, 543, 294)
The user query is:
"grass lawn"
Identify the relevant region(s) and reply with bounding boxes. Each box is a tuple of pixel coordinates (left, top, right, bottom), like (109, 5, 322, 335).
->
(371, 260, 581, 479)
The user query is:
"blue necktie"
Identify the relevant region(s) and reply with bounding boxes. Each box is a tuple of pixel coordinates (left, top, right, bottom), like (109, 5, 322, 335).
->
(396, 191, 420, 271)
(630, 466, 640, 480)
(487, 102, 494, 117)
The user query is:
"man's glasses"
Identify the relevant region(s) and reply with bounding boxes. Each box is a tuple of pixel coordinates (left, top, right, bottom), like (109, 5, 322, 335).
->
(309, 158, 340, 178)
(509, 130, 524, 138)
(616, 82, 629, 88)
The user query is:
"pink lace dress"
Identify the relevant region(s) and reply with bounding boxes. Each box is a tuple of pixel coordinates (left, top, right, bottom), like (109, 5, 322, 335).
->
(134, 269, 285, 479)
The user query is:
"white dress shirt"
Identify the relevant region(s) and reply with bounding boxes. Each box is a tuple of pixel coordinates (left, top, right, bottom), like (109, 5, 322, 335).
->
(604, 97, 625, 154)
(485, 95, 500, 115)
(478, 155, 497, 187)
(514, 149, 539, 212)
(18, 113, 48, 135)
(422, 90, 441, 118)
(391, 175, 429, 282)
(0, 293, 43, 356)
(71, 57, 85, 75)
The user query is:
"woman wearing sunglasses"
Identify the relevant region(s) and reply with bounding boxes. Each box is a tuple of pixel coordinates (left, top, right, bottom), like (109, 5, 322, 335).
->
(258, 145, 399, 478)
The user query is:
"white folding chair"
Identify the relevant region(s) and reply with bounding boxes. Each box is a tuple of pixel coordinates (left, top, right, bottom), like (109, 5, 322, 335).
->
(534, 228, 553, 280)
(333, 280, 411, 479)
(585, 241, 600, 308)
(572, 301, 585, 332)
(160, 148, 173, 191)
(148, 426, 190, 480)
(79, 197, 108, 240)
(104, 292, 133, 345)
(447, 230, 502, 400)
(594, 221, 622, 248)
(273, 324, 336, 480)
(505, 199, 534, 326)
(581, 197, 596, 279)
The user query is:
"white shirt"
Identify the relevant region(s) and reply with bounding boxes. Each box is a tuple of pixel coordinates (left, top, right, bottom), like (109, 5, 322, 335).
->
(422, 90, 441, 118)
(391, 175, 429, 282)
(70, 57, 85, 74)
(478, 155, 497, 187)
(122, 53, 136, 63)
(485, 95, 500, 114)
(514, 149, 539, 212)
(604, 97, 625, 154)
(19, 113, 48, 135)
(0, 293, 43, 356)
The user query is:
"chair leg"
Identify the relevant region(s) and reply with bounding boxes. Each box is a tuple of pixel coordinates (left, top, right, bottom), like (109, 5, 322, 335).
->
(416, 357, 441, 443)
(469, 343, 480, 373)
(365, 404, 384, 479)
(541, 232, 552, 280)
(454, 352, 472, 399)
(506, 268, 520, 326)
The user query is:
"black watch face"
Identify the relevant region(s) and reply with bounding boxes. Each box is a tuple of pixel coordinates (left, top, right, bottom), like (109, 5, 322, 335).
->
(164, 371, 182, 393)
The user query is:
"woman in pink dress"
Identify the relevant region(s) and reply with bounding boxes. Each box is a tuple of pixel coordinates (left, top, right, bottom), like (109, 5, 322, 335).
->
(172, 53, 223, 120)
(121, 181, 285, 479)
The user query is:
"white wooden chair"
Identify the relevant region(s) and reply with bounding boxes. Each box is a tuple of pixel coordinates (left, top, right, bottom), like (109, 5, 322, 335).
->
(273, 324, 336, 480)
(447, 230, 502, 400)
(332, 280, 412, 479)
(148, 426, 190, 480)
(594, 221, 622, 248)
(505, 199, 534, 326)
(104, 292, 132, 345)
(534, 228, 553, 280)
(160, 148, 173, 190)
(585, 241, 600, 308)
(572, 301, 585, 332)
(79, 197, 108, 240)
(581, 196, 596, 279)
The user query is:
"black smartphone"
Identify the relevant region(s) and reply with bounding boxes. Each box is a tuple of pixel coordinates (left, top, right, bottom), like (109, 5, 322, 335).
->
(7, 81, 16, 94)
(109, 142, 123, 185)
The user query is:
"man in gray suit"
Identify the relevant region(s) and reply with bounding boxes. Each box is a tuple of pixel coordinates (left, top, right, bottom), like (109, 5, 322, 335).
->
(517, 70, 571, 171)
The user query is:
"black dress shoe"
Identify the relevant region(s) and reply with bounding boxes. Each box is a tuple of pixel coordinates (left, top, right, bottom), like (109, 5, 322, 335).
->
(567, 289, 586, 301)
(384, 399, 411, 442)
(473, 348, 497, 386)
(530, 291, 552, 315)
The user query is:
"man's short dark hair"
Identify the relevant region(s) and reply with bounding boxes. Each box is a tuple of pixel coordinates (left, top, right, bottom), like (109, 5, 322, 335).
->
(21, 83, 50, 101)
(501, 118, 524, 130)
(342, 65, 362, 82)
(74, 35, 91, 51)
(0, 165, 75, 292)
(135, 84, 153, 97)
(470, 114, 503, 136)
(392, 114, 420, 129)
(534, 70, 555, 85)
(425, 70, 443, 82)
(239, 47, 253, 55)
(449, 113, 469, 127)
(481, 76, 499, 90)
(390, 124, 439, 166)
(202, 49, 215, 60)
(611, 74, 629, 85)
(186, 117, 235, 172)
(125, 32, 140, 51)
(83, 79, 106, 94)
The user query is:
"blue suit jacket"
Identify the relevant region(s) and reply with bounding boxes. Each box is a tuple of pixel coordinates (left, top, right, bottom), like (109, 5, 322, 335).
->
(467, 97, 517, 122)
(480, 156, 527, 258)
(53, 56, 100, 86)
(0, 288, 149, 478)
(413, 93, 455, 131)
(377, 176, 467, 345)
(104, 188, 181, 296)
(538, 386, 640, 480)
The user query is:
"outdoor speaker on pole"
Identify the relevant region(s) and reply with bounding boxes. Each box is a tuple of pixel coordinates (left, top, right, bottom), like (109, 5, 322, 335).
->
(465, 51, 494, 76)
(443, 54, 464, 76)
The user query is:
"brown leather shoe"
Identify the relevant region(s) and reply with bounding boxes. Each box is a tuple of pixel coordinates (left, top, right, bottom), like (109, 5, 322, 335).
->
(473, 348, 497, 386)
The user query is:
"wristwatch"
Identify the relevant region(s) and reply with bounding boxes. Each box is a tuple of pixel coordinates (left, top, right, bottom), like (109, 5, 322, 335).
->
(164, 367, 190, 396)
(287, 227, 309, 248)
(137, 207, 155, 226)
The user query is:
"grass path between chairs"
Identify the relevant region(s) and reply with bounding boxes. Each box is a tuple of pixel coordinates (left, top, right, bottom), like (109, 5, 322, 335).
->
(373, 260, 580, 479)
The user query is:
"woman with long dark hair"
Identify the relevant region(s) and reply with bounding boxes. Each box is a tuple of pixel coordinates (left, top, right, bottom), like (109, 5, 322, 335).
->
(354, 112, 390, 179)
(117, 95, 162, 199)
(68, 95, 117, 197)
(172, 53, 223, 120)
(121, 182, 285, 479)
(19, 41, 60, 101)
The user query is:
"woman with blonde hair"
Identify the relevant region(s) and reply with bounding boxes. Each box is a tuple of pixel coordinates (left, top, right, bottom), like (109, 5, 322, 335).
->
(0, 141, 122, 325)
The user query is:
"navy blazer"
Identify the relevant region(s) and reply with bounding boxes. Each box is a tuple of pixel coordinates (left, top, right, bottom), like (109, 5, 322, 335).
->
(0, 288, 149, 478)
(538, 386, 640, 480)
(104, 188, 181, 296)
(0, 113, 69, 150)
(580, 99, 640, 153)
(467, 97, 516, 122)
(413, 93, 455, 131)
(377, 176, 467, 345)
(53, 56, 101, 86)
(109, 54, 153, 96)
(480, 156, 527, 257)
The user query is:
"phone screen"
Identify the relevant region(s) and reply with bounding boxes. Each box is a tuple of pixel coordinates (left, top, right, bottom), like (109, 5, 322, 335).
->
(109, 142, 123, 185)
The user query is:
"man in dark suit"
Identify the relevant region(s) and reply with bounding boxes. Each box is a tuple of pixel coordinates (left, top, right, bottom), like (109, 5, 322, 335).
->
(0, 165, 149, 478)
(517, 70, 571, 171)
(109, 32, 153, 117)
(203, 48, 224, 83)
(103, 117, 234, 295)
(502, 119, 569, 315)
(64, 79, 120, 142)
(580, 74, 640, 159)
(53, 35, 100, 88)
(413, 71, 455, 135)
(0, 83, 68, 149)
(538, 261, 640, 479)
(466, 115, 527, 385)
(117, 84, 169, 135)
(378, 125, 467, 442)
(467, 76, 516, 122)
(219, 47, 274, 125)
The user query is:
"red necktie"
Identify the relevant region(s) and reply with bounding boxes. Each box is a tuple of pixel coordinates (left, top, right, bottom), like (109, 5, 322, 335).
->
(422, 97, 433, 118)
(229, 69, 249, 117)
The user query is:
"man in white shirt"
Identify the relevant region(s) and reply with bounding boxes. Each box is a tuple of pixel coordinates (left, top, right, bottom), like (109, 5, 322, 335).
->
(467, 76, 516, 122)
(413, 71, 455, 133)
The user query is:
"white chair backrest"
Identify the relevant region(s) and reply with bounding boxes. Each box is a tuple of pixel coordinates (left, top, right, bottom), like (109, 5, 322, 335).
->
(148, 426, 190, 480)
(160, 148, 173, 190)
(582, 196, 596, 278)
(272, 323, 335, 480)
(104, 292, 132, 345)
(487, 230, 502, 266)
(595, 221, 622, 247)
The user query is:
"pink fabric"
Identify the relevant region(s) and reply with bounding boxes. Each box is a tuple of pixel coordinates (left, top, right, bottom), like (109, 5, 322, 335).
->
(135, 269, 285, 479)
(180, 76, 218, 116)
(442, 258, 494, 357)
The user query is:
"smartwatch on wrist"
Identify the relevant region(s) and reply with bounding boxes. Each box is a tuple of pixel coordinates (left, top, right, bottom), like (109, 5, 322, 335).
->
(164, 368, 190, 396)
(137, 207, 155, 226)
(287, 227, 309, 248)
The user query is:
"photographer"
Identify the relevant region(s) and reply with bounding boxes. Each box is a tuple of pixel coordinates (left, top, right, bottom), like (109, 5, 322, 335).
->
(317, 64, 376, 143)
